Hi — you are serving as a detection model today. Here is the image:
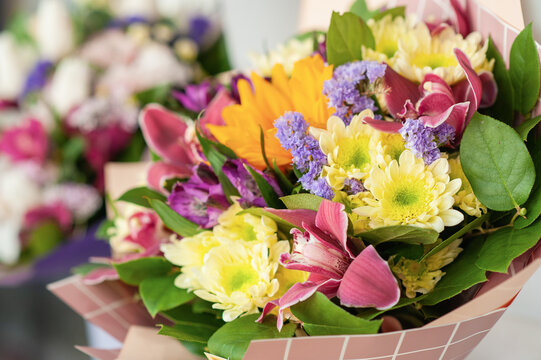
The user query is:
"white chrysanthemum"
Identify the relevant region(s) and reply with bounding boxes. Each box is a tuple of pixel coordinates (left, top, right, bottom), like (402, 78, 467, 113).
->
(393, 25, 493, 84)
(355, 150, 464, 232)
(448, 157, 487, 217)
(250, 37, 316, 77)
(194, 240, 289, 322)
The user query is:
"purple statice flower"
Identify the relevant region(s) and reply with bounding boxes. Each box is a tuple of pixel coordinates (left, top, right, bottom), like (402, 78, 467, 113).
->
(173, 81, 218, 113)
(168, 163, 229, 228)
(343, 178, 366, 195)
(222, 159, 282, 208)
(275, 112, 333, 199)
(108, 16, 148, 28)
(188, 15, 211, 46)
(399, 119, 455, 165)
(323, 61, 386, 125)
(21, 60, 53, 98)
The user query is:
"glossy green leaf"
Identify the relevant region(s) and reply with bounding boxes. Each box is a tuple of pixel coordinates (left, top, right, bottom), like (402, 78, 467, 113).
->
(208, 314, 296, 360)
(509, 24, 540, 114)
(272, 159, 294, 194)
(26, 222, 63, 258)
(135, 84, 171, 106)
(516, 115, 541, 140)
(515, 140, 541, 228)
(291, 292, 381, 335)
(158, 323, 215, 344)
(358, 225, 439, 246)
(460, 113, 535, 210)
(420, 237, 486, 305)
(326, 12, 374, 66)
(117, 186, 166, 208)
(349, 0, 378, 20)
(113, 257, 172, 286)
(371, 6, 405, 21)
(72, 263, 111, 276)
(140, 274, 195, 317)
(245, 165, 284, 209)
(148, 198, 203, 237)
(280, 193, 323, 211)
(476, 219, 541, 273)
(240, 207, 298, 233)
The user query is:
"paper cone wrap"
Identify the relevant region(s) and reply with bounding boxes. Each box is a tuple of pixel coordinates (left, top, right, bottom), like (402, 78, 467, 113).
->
(50, 0, 541, 357)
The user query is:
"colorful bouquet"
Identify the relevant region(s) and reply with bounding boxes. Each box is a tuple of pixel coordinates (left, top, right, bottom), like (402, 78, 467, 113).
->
(51, 0, 541, 359)
(0, 0, 230, 282)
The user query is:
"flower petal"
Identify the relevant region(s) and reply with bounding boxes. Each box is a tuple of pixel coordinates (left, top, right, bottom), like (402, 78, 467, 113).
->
(337, 245, 400, 310)
(363, 116, 403, 133)
(453, 48, 482, 121)
(264, 208, 317, 229)
(139, 104, 195, 165)
(315, 199, 351, 256)
(147, 161, 192, 191)
(383, 66, 421, 118)
(419, 102, 469, 130)
(450, 0, 470, 37)
(479, 71, 498, 108)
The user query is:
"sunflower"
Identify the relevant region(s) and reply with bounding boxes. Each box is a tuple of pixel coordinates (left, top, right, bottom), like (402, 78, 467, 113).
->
(207, 55, 334, 169)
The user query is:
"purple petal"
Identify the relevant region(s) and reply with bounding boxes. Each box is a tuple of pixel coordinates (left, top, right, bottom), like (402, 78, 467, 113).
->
(383, 66, 420, 118)
(315, 199, 351, 257)
(337, 245, 400, 310)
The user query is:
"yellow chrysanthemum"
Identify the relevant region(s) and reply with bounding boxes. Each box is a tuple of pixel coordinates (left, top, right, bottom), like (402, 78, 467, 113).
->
(213, 201, 278, 245)
(448, 157, 487, 217)
(333, 190, 373, 233)
(318, 111, 381, 191)
(207, 55, 335, 170)
(391, 239, 463, 298)
(363, 14, 420, 65)
(250, 37, 316, 77)
(377, 131, 407, 164)
(392, 25, 493, 84)
(354, 150, 464, 232)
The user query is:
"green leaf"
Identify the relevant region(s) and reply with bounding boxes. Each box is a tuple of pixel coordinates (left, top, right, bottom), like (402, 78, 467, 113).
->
(349, 0, 378, 20)
(95, 219, 115, 240)
(280, 193, 323, 211)
(483, 37, 514, 125)
(356, 295, 426, 320)
(140, 274, 195, 317)
(460, 113, 535, 210)
(26, 222, 63, 258)
(291, 292, 381, 335)
(62, 136, 85, 162)
(113, 257, 172, 286)
(162, 303, 223, 327)
(116, 131, 145, 162)
(240, 207, 297, 233)
(148, 198, 203, 237)
(208, 315, 296, 360)
(358, 225, 439, 246)
(509, 24, 541, 114)
(259, 126, 271, 170)
(197, 34, 231, 75)
(371, 6, 406, 21)
(476, 219, 541, 273)
(515, 140, 541, 229)
(422, 212, 490, 260)
(135, 84, 172, 107)
(245, 165, 284, 209)
(117, 186, 167, 208)
(158, 323, 216, 344)
(420, 237, 487, 305)
(516, 115, 541, 140)
(272, 159, 294, 194)
(6, 12, 35, 45)
(72, 263, 111, 276)
(326, 12, 374, 66)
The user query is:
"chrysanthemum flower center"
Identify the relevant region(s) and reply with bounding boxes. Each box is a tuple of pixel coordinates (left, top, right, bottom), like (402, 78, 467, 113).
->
(383, 180, 429, 221)
(411, 53, 458, 69)
(223, 264, 258, 295)
(378, 39, 398, 59)
(336, 137, 371, 169)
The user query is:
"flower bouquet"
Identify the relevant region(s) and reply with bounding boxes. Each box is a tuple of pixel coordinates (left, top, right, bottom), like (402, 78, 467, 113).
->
(51, 0, 541, 359)
(0, 0, 230, 284)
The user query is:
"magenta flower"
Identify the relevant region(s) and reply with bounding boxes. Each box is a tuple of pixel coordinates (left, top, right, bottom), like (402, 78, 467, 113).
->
(366, 49, 497, 143)
(0, 118, 48, 165)
(23, 202, 73, 232)
(259, 199, 400, 330)
(173, 81, 216, 113)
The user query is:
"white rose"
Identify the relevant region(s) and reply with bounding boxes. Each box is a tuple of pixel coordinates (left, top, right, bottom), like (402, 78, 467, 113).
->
(34, 0, 74, 61)
(0, 33, 37, 100)
(47, 57, 92, 116)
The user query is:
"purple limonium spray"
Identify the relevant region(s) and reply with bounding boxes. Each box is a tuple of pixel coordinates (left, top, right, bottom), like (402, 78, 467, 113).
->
(173, 81, 217, 113)
(343, 178, 366, 195)
(188, 15, 211, 46)
(168, 163, 229, 229)
(21, 60, 53, 98)
(323, 61, 386, 125)
(275, 111, 333, 199)
(108, 15, 148, 28)
(399, 118, 455, 165)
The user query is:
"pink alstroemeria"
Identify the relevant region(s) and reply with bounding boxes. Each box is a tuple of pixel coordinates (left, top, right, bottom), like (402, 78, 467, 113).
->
(367, 49, 497, 143)
(258, 199, 400, 330)
(0, 118, 49, 165)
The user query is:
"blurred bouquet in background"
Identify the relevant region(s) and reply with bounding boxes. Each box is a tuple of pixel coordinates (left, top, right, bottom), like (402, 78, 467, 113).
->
(0, 0, 231, 282)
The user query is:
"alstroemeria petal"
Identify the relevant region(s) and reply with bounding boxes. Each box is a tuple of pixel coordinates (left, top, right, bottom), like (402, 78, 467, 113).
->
(139, 104, 194, 165)
(315, 199, 351, 257)
(363, 117, 403, 133)
(337, 245, 400, 310)
(417, 92, 456, 117)
(264, 208, 317, 229)
(453, 48, 482, 121)
(419, 102, 469, 130)
(383, 66, 421, 118)
(147, 162, 191, 191)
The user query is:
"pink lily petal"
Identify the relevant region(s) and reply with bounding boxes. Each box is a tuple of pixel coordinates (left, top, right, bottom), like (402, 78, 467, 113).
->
(263, 208, 317, 230)
(479, 71, 498, 108)
(363, 116, 403, 133)
(450, 0, 470, 37)
(383, 66, 421, 118)
(453, 48, 482, 120)
(147, 161, 192, 191)
(82, 267, 119, 285)
(422, 74, 454, 97)
(315, 199, 352, 257)
(417, 92, 456, 116)
(199, 88, 234, 139)
(337, 245, 400, 310)
(397, 99, 418, 119)
(139, 104, 195, 166)
(419, 102, 469, 131)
